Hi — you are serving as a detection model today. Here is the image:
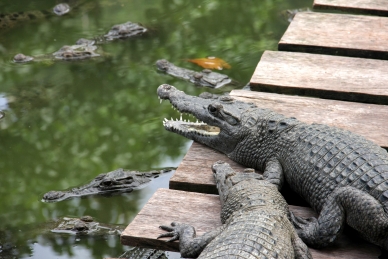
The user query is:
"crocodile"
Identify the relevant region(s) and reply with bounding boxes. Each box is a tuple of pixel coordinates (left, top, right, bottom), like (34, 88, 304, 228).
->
(158, 161, 312, 258)
(13, 21, 146, 63)
(157, 84, 388, 250)
(51, 215, 123, 235)
(0, 3, 70, 30)
(13, 43, 101, 63)
(156, 59, 233, 89)
(42, 168, 171, 202)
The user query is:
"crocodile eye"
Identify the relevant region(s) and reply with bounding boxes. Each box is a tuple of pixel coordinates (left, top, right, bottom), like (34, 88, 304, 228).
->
(100, 179, 112, 186)
(208, 105, 218, 114)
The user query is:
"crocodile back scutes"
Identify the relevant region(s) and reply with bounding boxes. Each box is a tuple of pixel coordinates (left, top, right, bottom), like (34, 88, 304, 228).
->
(282, 123, 388, 212)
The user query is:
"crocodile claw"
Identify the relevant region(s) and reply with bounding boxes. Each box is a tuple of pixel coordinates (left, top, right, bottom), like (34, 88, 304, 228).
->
(157, 222, 180, 242)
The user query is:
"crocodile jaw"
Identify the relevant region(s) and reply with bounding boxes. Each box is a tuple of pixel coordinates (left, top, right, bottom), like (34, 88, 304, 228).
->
(157, 84, 241, 154)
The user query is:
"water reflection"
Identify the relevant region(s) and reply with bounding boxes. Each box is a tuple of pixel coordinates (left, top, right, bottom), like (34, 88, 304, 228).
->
(0, 0, 311, 258)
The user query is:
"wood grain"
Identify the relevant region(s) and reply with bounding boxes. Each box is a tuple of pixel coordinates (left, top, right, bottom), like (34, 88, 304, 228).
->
(313, 0, 388, 16)
(278, 12, 388, 59)
(121, 188, 381, 258)
(250, 51, 388, 104)
(170, 142, 251, 194)
(230, 90, 388, 149)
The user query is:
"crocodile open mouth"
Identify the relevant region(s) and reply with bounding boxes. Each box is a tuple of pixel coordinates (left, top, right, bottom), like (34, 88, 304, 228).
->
(159, 97, 220, 137)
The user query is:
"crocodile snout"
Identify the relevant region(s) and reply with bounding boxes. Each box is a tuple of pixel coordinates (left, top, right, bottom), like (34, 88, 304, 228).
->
(157, 84, 177, 99)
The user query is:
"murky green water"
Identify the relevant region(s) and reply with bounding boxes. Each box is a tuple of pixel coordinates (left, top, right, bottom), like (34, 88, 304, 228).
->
(0, 0, 310, 258)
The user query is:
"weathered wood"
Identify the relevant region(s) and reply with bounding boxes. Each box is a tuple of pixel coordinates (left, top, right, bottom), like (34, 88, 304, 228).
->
(278, 12, 388, 60)
(231, 90, 388, 149)
(170, 142, 249, 194)
(121, 188, 381, 258)
(313, 0, 388, 16)
(250, 50, 388, 105)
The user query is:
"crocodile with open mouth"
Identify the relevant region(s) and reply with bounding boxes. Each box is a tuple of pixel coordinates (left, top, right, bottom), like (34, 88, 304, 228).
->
(157, 83, 388, 251)
(42, 168, 171, 202)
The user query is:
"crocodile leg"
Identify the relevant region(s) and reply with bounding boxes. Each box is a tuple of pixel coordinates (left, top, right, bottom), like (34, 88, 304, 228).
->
(291, 186, 388, 249)
(263, 158, 284, 190)
(158, 222, 224, 258)
(292, 231, 313, 259)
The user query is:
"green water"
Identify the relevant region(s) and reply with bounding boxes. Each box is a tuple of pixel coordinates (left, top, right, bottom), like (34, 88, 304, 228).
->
(0, 0, 311, 258)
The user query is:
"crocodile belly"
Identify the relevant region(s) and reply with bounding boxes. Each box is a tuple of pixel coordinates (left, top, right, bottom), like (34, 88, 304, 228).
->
(283, 124, 388, 212)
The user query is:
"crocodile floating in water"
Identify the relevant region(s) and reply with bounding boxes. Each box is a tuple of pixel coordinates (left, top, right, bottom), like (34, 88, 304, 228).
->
(0, 3, 70, 30)
(13, 43, 101, 63)
(52, 215, 123, 235)
(42, 168, 171, 202)
(158, 161, 312, 258)
(156, 59, 233, 89)
(157, 84, 388, 250)
(13, 21, 147, 63)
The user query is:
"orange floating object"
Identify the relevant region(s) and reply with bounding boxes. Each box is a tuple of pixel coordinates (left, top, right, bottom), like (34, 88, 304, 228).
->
(186, 56, 231, 70)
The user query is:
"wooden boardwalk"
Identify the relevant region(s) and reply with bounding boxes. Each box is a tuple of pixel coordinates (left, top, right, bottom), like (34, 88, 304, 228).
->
(250, 51, 388, 104)
(122, 188, 381, 259)
(121, 1, 388, 258)
(313, 0, 388, 16)
(279, 12, 388, 59)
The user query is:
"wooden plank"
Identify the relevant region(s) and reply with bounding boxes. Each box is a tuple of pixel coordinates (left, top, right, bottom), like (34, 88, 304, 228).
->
(278, 12, 388, 60)
(170, 142, 249, 194)
(250, 51, 388, 104)
(121, 188, 381, 259)
(231, 90, 388, 149)
(313, 0, 388, 16)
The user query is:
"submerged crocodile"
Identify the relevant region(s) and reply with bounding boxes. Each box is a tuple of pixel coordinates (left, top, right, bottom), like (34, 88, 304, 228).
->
(42, 168, 171, 202)
(13, 43, 101, 63)
(156, 59, 233, 89)
(157, 84, 388, 250)
(158, 161, 312, 258)
(13, 21, 146, 63)
(0, 3, 70, 30)
(52, 215, 123, 235)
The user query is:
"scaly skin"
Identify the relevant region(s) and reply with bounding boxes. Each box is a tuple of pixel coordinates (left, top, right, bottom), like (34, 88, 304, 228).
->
(42, 168, 171, 202)
(0, 3, 70, 30)
(158, 161, 312, 258)
(156, 59, 233, 89)
(157, 84, 388, 250)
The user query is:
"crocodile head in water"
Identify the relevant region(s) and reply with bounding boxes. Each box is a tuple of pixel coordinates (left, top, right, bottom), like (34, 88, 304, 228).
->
(51, 216, 123, 235)
(13, 44, 100, 63)
(104, 21, 147, 41)
(42, 168, 170, 202)
(156, 59, 233, 89)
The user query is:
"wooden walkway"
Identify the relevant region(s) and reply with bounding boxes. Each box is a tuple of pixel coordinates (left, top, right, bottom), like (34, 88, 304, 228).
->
(250, 51, 388, 104)
(313, 0, 388, 16)
(279, 12, 388, 59)
(121, 1, 388, 258)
